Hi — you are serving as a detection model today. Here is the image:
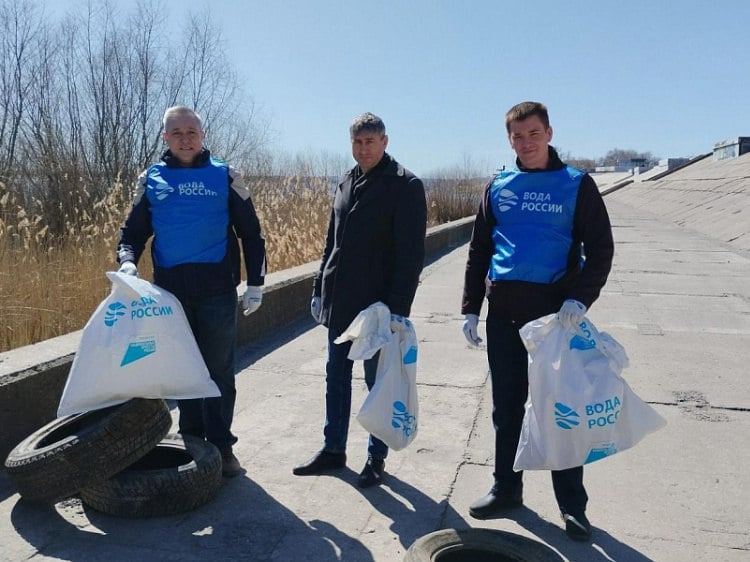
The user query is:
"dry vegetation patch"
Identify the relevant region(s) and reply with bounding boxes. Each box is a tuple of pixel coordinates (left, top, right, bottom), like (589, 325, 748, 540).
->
(1, 174, 483, 352)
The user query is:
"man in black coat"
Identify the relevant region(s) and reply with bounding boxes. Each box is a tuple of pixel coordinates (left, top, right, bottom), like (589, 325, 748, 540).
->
(293, 112, 427, 488)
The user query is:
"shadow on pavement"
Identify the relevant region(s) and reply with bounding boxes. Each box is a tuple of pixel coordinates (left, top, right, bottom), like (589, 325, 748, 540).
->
(236, 316, 315, 371)
(356, 472, 471, 552)
(480, 506, 655, 562)
(10, 474, 372, 562)
(0, 472, 15, 503)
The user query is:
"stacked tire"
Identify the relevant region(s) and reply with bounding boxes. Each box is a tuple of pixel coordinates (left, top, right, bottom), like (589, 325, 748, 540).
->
(3, 399, 223, 517)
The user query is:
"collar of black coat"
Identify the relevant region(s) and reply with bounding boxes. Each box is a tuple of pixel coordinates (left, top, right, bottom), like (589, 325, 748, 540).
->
(351, 152, 406, 180)
(161, 147, 211, 168)
(515, 146, 565, 172)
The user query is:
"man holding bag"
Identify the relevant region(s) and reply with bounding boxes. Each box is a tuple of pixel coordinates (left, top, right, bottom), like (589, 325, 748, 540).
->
(117, 106, 266, 478)
(293, 112, 426, 488)
(461, 102, 614, 540)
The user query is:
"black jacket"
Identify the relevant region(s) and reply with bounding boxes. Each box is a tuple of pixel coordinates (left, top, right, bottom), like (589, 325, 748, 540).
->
(313, 153, 427, 334)
(462, 147, 613, 324)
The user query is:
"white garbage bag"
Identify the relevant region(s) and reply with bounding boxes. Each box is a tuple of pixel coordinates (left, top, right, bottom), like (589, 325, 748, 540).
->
(357, 326, 419, 451)
(334, 302, 391, 360)
(513, 314, 666, 471)
(335, 302, 419, 451)
(57, 272, 220, 416)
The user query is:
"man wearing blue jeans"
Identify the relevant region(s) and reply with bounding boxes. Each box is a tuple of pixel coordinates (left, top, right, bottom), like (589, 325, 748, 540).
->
(461, 102, 613, 540)
(293, 113, 426, 487)
(321, 335, 386, 467)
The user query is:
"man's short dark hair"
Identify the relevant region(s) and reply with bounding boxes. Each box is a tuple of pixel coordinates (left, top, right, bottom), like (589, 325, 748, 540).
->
(350, 112, 386, 139)
(505, 101, 549, 133)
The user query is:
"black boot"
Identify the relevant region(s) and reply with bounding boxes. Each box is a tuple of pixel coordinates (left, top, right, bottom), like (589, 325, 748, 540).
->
(357, 459, 385, 488)
(292, 450, 347, 476)
(561, 510, 592, 541)
(469, 483, 523, 519)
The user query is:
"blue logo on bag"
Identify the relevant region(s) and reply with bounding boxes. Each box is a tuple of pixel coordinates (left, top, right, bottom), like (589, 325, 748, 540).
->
(403, 346, 418, 365)
(120, 338, 156, 366)
(569, 335, 596, 350)
(569, 321, 596, 350)
(391, 400, 417, 436)
(585, 443, 618, 464)
(555, 402, 581, 429)
(104, 296, 173, 328)
(104, 302, 127, 326)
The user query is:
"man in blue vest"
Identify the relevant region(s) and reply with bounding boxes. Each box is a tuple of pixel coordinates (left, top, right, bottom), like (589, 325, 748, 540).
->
(117, 106, 267, 478)
(461, 101, 614, 541)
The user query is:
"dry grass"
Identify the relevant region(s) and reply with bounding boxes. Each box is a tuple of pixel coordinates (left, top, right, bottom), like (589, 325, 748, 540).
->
(252, 175, 332, 271)
(0, 173, 483, 353)
(1, 182, 130, 352)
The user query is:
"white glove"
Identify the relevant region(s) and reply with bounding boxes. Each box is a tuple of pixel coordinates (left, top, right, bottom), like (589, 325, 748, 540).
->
(242, 285, 263, 316)
(310, 296, 322, 323)
(558, 299, 587, 329)
(462, 314, 482, 346)
(118, 261, 138, 276)
(390, 314, 409, 332)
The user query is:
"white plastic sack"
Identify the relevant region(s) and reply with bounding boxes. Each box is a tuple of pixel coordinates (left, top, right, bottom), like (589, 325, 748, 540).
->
(336, 302, 419, 451)
(356, 323, 419, 451)
(513, 314, 666, 471)
(57, 272, 220, 416)
(334, 302, 391, 360)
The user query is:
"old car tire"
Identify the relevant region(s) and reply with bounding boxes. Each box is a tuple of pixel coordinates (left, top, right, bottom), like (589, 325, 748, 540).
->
(79, 433, 222, 518)
(4, 398, 171, 504)
(404, 528, 562, 562)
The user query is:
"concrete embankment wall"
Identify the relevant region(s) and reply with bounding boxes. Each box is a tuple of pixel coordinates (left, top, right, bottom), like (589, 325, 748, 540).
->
(604, 152, 750, 255)
(0, 217, 474, 462)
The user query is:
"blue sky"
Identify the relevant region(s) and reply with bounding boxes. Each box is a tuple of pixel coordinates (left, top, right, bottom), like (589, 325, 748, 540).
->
(52, 0, 750, 176)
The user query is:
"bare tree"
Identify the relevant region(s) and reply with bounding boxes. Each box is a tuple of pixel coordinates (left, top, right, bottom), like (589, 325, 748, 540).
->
(0, 0, 43, 183)
(557, 149, 596, 172)
(178, 10, 271, 166)
(0, 0, 270, 236)
(598, 148, 656, 167)
(424, 153, 488, 224)
(129, 0, 170, 168)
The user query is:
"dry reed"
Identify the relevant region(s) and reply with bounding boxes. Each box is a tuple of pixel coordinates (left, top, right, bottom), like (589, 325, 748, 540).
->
(0, 174, 483, 353)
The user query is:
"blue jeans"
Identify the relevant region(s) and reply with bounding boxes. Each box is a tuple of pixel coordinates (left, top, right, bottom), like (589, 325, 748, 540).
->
(486, 312, 588, 514)
(323, 329, 388, 461)
(176, 290, 238, 452)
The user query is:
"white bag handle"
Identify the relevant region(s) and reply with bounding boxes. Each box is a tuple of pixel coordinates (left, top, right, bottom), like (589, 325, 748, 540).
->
(106, 271, 160, 302)
(574, 318, 629, 371)
(522, 314, 629, 371)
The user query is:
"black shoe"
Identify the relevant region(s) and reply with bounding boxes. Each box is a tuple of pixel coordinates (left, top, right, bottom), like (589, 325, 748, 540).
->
(357, 459, 385, 488)
(469, 485, 523, 519)
(220, 448, 244, 478)
(292, 450, 346, 476)
(562, 511, 592, 542)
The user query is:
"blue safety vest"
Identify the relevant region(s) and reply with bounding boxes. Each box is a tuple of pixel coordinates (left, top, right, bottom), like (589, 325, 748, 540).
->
(145, 159, 229, 268)
(488, 166, 583, 284)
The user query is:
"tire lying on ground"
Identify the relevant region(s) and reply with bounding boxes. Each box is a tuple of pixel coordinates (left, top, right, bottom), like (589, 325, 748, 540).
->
(79, 433, 223, 518)
(404, 528, 563, 562)
(3, 398, 171, 504)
